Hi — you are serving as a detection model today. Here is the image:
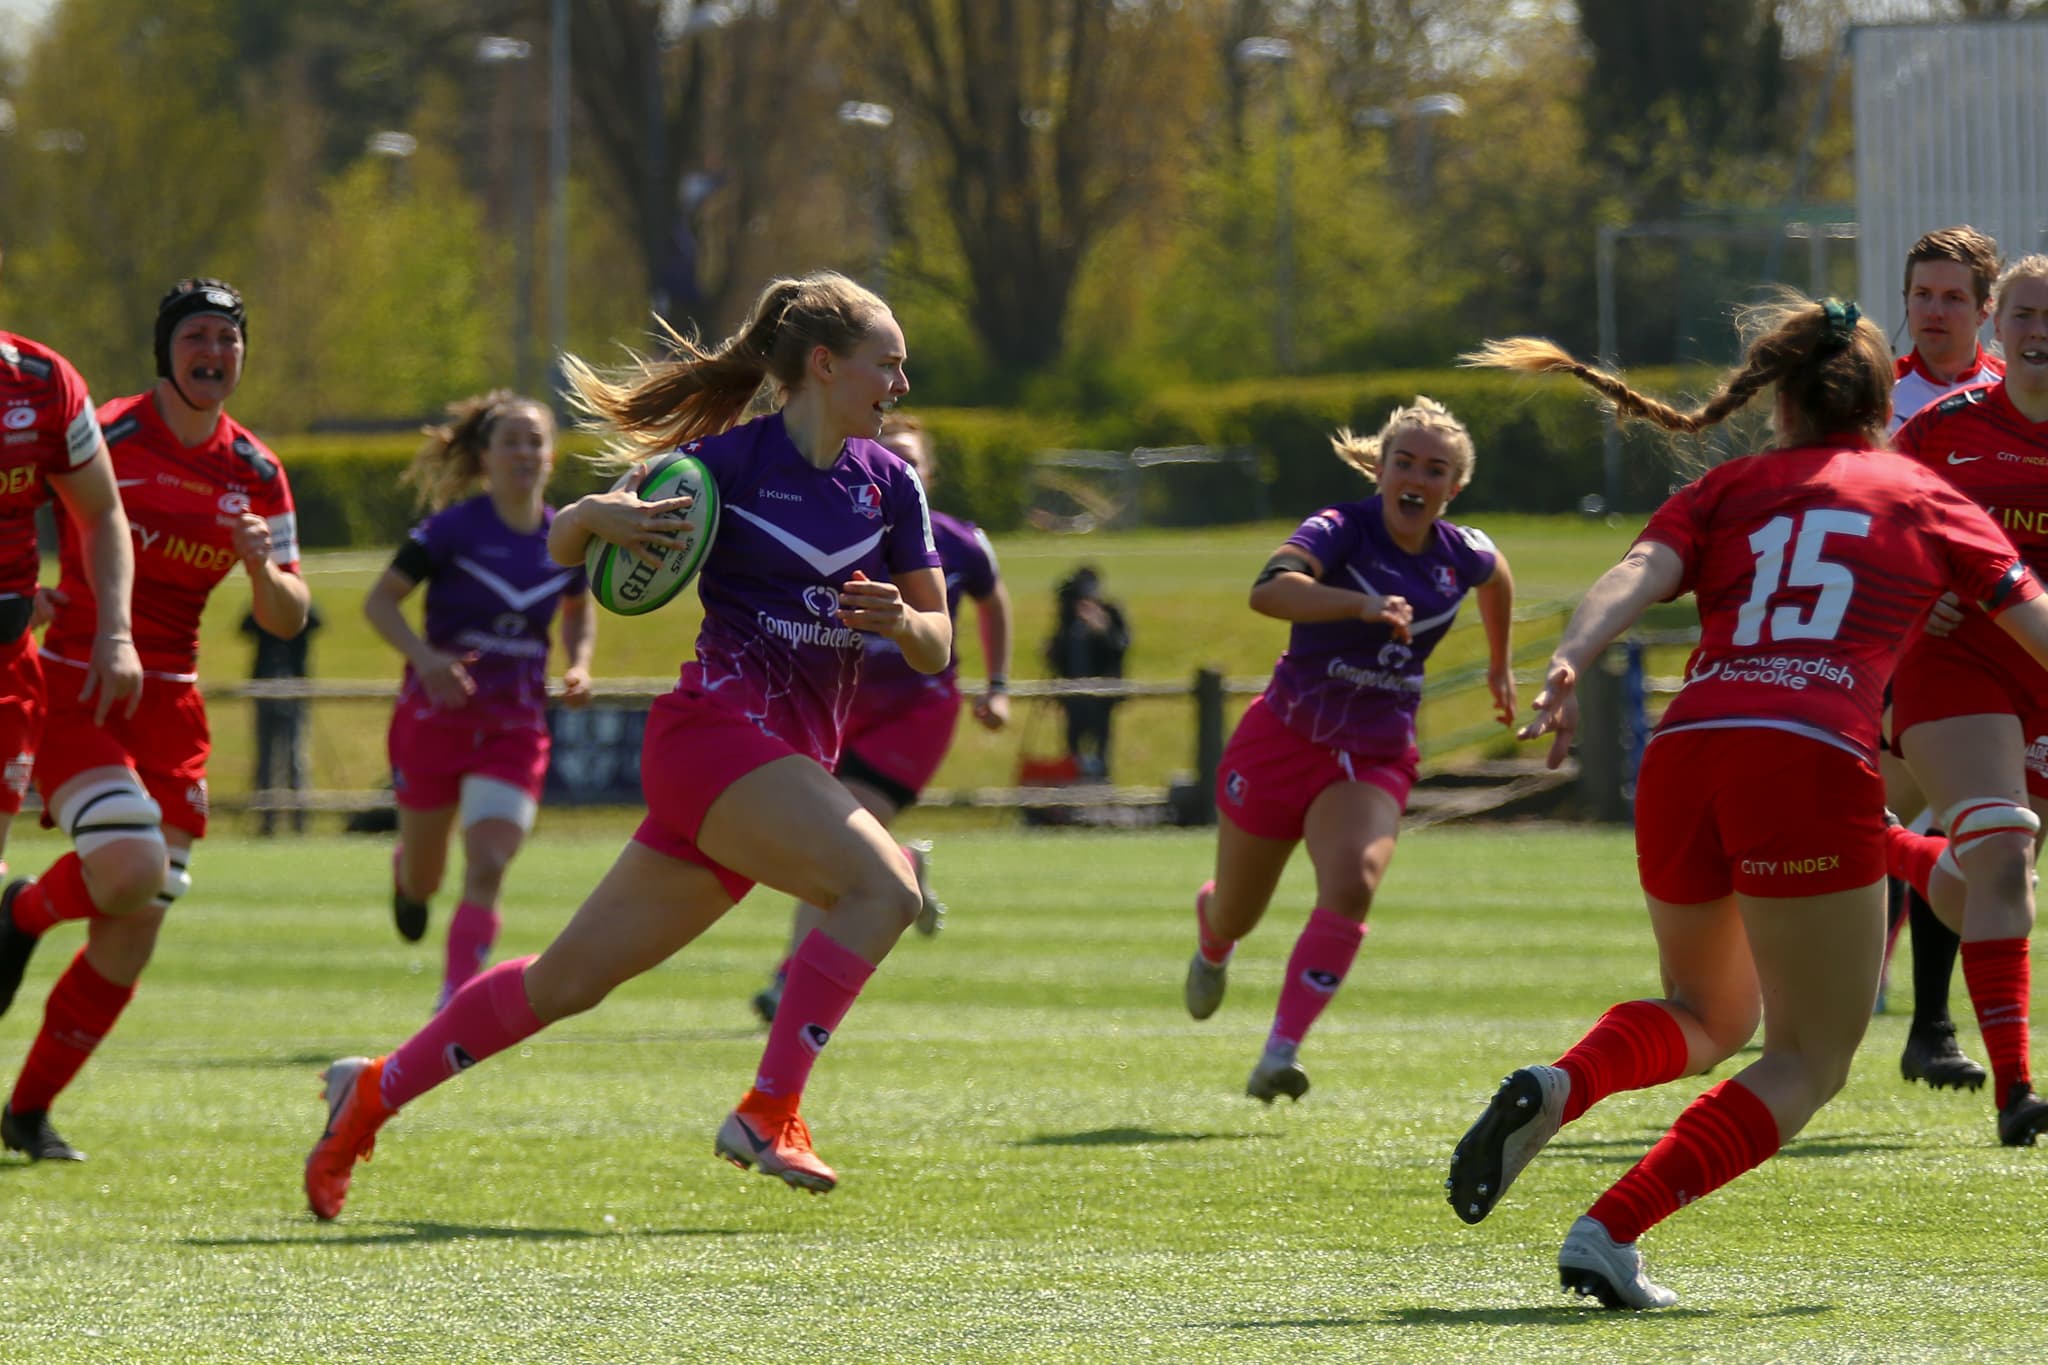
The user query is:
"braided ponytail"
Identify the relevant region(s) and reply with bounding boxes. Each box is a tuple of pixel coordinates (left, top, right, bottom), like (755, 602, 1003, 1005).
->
(1461, 291, 1890, 452)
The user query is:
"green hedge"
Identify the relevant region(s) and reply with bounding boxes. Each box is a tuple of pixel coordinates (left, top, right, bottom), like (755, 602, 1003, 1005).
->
(267, 368, 1714, 548)
(1119, 367, 1710, 522)
(270, 430, 620, 550)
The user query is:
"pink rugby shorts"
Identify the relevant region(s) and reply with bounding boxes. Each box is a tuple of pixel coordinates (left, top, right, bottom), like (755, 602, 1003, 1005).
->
(839, 683, 961, 796)
(632, 686, 803, 902)
(1214, 695, 1418, 840)
(388, 706, 551, 809)
(1634, 726, 1884, 903)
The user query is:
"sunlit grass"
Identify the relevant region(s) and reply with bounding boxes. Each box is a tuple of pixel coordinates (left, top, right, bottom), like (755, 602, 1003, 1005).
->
(0, 825, 2039, 1362)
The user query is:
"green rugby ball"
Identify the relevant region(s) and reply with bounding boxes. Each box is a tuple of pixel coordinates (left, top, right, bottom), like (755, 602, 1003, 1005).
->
(584, 451, 720, 616)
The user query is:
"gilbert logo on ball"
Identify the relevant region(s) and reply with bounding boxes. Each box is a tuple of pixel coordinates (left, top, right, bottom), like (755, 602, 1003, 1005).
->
(585, 451, 721, 616)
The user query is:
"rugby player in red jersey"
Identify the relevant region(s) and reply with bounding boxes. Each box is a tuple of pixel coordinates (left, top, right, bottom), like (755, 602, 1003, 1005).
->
(1893, 226, 2005, 434)
(1444, 294, 2048, 1309)
(0, 278, 309, 1161)
(1882, 227, 2005, 1085)
(0, 247, 142, 941)
(1888, 254, 2048, 1150)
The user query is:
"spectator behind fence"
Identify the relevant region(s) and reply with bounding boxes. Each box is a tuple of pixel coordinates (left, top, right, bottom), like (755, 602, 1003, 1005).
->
(242, 605, 321, 836)
(1045, 565, 1129, 780)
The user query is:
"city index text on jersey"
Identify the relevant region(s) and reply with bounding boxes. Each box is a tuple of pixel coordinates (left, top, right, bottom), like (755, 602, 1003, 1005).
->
(131, 523, 237, 573)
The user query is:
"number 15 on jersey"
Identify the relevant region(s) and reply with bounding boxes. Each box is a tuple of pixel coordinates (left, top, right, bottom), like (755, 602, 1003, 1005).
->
(1732, 510, 1872, 647)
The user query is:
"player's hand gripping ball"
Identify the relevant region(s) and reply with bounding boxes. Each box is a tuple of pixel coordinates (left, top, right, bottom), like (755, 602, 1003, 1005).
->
(584, 452, 721, 616)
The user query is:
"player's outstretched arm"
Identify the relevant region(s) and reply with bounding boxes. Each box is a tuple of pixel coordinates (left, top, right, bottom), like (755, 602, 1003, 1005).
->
(1520, 542, 1683, 768)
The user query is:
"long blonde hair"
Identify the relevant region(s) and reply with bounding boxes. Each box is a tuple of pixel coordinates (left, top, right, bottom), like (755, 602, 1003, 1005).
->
(562, 271, 890, 470)
(1461, 292, 1892, 450)
(1329, 397, 1476, 489)
(404, 390, 551, 513)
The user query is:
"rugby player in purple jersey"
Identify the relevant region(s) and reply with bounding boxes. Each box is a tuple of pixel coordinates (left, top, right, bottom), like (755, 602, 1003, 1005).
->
(305, 272, 949, 1219)
(1182, 399, 1517, 1104)
(364, 391, 595, 1009)
(751, 412, 1012, 1023)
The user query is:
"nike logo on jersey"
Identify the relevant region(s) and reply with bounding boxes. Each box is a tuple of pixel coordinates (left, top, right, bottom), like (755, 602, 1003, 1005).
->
(727, 506, 884, 578)
(1948, 453, 1983, 464)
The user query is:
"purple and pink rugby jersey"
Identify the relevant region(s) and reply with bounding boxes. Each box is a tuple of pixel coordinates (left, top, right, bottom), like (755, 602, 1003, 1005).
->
(1261, 495, 1498, 761)
(679, 411, 942, 766)
(850, 509, 997, 714)
(395, 496, 585, 732)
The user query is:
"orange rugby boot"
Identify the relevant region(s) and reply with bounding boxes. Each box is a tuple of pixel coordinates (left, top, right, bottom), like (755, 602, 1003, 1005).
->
(714, 1100, 838, 1193)
(304, 1056, 394, 1220)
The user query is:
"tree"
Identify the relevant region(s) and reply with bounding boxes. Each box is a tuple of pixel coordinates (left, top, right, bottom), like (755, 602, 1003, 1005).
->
(567, 0, 857, 339)
(0, 0, 267, 393)
(852, 0, 1210, 380)
(1576, 0, 1787, 217)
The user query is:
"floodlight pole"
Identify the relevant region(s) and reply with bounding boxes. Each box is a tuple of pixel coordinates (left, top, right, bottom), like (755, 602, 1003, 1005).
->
(1596, 223, 1620, 516)
(548, 0, 571, 414)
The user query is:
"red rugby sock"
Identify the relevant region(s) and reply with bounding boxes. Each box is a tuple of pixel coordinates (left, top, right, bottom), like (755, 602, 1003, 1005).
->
(9, 854, 101, 935)
(1553, 999, 1690, 1125)
(1881, 825, 1944, 903)
(1586, 1079, 1781, 1244)
(1960, 937, 2033, 1101)
(9, 950, 135, 1113)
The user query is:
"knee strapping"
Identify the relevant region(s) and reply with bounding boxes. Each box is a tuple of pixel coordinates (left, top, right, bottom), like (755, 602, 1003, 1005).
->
(459, 775, 537, 833)
(58, 779, 167, 859)
(154, 848, 192, 909)
(1940, 797, 2042, 857)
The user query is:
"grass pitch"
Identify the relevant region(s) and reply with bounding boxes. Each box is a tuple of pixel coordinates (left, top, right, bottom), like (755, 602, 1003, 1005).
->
(0, 824, 2042, 1362)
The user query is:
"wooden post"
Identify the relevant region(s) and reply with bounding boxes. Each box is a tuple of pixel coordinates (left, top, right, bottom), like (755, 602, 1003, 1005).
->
(1574, 646, 1634, 823)
(1191, 668, 1224, 826)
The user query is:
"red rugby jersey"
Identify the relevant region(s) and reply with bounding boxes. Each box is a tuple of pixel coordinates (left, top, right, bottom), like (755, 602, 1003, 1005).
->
(1639, 442, 2033, 762)
(43, 392, 300, 679)
(0, 331, 104, 598)
(1894, 381, 2048, 676)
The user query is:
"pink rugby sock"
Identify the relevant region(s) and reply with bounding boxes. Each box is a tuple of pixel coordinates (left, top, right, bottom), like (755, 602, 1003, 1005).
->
(1266, 906, 1365, 1052)
(380, 955, 542, 1111)
(749, 930, 874, 1104)
(440, 901, 501, 1006)
(1195, 881, 1233, 966)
